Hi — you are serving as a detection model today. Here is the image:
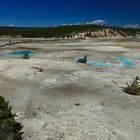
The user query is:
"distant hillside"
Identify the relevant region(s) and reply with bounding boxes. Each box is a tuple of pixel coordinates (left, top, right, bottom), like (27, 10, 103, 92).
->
(0, 24, 140, 38)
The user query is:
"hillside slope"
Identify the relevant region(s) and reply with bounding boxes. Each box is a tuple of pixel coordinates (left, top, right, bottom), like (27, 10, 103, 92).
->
(0, 24, 140, 38)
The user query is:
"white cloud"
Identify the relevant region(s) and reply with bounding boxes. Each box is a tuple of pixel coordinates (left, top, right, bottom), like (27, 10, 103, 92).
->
(75, 23, 80, 25)
(52, 25, 58, 27)
(62, 23, 67, 26)
(42, 25, 48, 27)
(87, 20, 106, 26)
(8, 24, 14, 27)
(61, 23, 81, 26)
(124, 24, 139, 29)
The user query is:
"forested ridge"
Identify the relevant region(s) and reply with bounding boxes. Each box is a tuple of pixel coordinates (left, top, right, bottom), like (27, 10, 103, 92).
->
(0, 24, 139, 38)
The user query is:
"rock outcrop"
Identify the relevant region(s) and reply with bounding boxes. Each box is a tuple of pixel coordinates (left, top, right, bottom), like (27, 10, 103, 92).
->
(67, 28, 129, 39)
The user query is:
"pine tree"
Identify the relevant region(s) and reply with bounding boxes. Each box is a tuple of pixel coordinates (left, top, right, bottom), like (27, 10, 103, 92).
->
(0, 96, 23, 140)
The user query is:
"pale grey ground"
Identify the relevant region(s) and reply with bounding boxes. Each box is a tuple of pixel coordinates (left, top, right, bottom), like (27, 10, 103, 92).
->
(0, 38, 140, 140)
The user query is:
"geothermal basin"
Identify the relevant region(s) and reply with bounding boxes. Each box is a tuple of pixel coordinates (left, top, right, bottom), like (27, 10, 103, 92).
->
(0, 38, 140, 140)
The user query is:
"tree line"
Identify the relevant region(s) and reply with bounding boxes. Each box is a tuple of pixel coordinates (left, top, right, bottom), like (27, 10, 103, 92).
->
(0, 24, 139, 38)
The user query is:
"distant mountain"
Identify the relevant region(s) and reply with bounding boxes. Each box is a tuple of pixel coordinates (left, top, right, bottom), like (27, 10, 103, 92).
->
(0, 24, 140, 38)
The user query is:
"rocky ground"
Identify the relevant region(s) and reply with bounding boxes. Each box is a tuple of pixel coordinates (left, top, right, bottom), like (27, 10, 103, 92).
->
(0, 38, 140, 140)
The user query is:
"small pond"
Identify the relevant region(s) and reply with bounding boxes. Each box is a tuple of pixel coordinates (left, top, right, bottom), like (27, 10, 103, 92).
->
(0, 50, 34, 59)
(9, 50, 33, 55)
(74, 56, 136, 68)
(115, 57, 136, 68)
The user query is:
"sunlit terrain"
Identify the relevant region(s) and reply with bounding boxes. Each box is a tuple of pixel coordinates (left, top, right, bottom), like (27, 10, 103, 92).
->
(0, 38, 140, 139)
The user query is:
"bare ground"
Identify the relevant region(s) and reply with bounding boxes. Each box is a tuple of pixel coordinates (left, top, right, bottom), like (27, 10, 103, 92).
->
(0, 38, 140, 140)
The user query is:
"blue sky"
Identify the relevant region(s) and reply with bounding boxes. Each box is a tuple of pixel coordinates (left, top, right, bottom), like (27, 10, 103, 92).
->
(0, 0, 140, 27)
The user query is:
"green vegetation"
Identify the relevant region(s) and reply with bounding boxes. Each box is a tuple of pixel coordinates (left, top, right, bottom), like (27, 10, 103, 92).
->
(0, 24, 139, 38)
(123, 76, 140, 96)
(0, 96, 23, 140)
(23, 53, 29, 59)
(77, 55, 87, 63)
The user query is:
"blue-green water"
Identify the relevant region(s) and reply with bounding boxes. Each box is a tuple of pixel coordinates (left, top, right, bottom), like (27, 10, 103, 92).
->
(0, 50, 34, 59)
(74, 56, 84, 61)
(74, 56, 109, 68)
(86, 61, 109, 68)
(9, 50, 33, 55)
(74, 56, 136, 68)
(115, 57, 136, 68)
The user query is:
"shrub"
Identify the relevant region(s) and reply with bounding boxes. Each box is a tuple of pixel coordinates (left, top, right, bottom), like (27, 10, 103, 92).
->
(23, 53, 29, 59)
(0, 96, 23, 140)
(123, 76, 140, 96)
